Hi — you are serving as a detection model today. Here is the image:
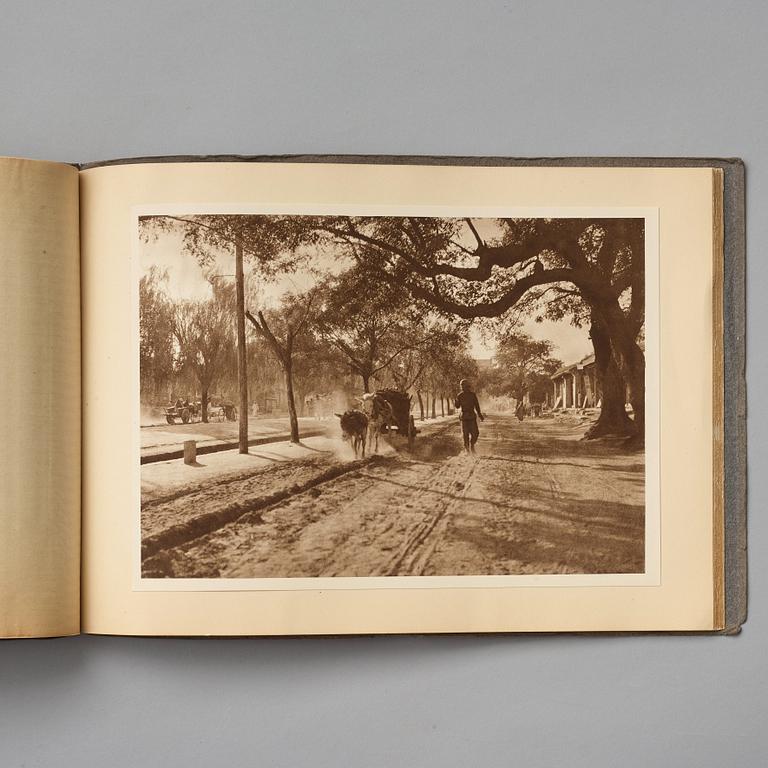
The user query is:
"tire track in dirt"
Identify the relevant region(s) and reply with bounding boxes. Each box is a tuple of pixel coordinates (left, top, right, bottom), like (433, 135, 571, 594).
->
(381, 458, 480, 576)
(142, 455, 327, 510)
(142, 454, 383, 566)
(144, 414, 645, 578)
(144, 421, 465, 578)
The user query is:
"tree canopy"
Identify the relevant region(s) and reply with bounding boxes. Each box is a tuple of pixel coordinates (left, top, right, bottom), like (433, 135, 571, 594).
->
(138, 212, 647, 440)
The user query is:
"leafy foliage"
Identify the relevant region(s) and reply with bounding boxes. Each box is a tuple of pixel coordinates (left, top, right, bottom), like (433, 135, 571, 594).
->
(172, 297, 235, 419)
(479, 331, 561, 402)
(315, 262, 440, 392)
(139, 267, 176, 401)
(138, 213, 647, 437)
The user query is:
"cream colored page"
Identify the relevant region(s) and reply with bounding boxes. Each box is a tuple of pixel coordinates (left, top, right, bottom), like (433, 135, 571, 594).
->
(81, 162, 714, 635)
(0, 158, 80, 637)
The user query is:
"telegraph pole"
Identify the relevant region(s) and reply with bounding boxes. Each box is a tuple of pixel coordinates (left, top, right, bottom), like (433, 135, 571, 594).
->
(235, 241, 249, 453)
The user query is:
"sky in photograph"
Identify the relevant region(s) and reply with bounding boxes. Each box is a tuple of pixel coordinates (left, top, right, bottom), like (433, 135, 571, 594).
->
(139, 218, 593, 365)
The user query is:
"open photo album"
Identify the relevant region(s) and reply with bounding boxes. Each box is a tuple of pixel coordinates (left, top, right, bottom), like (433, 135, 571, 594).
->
(0, 155, 746, 637)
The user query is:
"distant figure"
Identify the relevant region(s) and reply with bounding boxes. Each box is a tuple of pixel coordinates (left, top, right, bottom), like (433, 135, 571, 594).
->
(454, 379, 485, 455)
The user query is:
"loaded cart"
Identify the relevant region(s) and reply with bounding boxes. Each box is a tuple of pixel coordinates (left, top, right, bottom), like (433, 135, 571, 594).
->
(164, 400, 201, 424)
(219, 400, 238, 421)
(374, 388, 418, 450)
(164, 399, 237, 424)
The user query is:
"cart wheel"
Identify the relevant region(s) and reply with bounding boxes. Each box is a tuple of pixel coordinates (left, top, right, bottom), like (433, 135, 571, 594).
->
(166, 415, 174, 425)
(407, 415, 415, 451)
(181, 408, 190, 424)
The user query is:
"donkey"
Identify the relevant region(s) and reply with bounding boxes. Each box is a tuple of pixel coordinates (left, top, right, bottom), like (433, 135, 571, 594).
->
(358, 392, 395, 454)
(335, 409, 369, 458)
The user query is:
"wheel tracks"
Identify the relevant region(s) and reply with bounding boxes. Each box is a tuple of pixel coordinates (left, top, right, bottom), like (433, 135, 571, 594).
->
(381, 457, 480, 576)
(142, 455, 386, 563)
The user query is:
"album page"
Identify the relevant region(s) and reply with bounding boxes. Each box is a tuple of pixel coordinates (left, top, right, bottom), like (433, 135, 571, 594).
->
(80, 160, 721, 635)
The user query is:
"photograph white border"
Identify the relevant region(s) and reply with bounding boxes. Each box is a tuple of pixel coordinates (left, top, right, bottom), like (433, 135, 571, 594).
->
(131, 204, 660, 592)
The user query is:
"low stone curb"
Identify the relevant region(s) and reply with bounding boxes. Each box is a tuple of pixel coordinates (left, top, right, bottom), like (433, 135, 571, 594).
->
(140, 428, 328, 464)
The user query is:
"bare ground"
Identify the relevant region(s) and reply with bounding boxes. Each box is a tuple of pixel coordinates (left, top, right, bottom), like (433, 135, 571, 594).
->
(142, 414, 644, 578)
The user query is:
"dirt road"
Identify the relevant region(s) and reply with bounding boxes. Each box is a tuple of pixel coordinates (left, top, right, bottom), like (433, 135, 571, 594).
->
(142, 414, 644, 578)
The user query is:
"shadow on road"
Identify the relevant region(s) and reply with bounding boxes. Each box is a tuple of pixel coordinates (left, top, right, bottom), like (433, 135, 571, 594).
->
(479, 454, 645, 477)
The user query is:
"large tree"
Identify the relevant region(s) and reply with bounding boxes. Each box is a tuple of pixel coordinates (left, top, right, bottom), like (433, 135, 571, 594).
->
(492, 331, 561, 404)
(245, 290, 316, 444)
(315, 264, 434, 393)
(502, 285, 635, 438)
(138, 267, 175, 403)
(173, 298, 234, 422)
(310, 216, 645, 441)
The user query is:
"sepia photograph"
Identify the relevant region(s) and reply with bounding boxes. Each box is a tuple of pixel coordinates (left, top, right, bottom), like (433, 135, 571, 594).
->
(137, 213, 648, 581)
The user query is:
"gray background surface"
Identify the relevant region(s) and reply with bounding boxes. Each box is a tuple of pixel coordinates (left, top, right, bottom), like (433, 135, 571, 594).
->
(0, 1, 763, 765)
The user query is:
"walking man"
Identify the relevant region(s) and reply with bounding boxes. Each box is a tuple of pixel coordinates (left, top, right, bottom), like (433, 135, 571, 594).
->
(454, 378, 485, 454)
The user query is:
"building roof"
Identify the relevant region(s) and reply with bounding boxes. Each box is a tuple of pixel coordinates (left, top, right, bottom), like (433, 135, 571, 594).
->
(550, 353, 595, 380)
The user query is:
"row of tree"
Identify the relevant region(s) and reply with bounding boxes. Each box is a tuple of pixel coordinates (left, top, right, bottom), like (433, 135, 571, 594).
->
(139, 262, 478, 442)
(140, 213, 645, 443)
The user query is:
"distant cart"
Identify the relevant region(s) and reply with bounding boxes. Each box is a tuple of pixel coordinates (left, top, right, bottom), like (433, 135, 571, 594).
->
(164, 400, 236, 424)
(219, 401, 238, 422)
(204, 401, 238, 422)
(164, 401, 201, 425)
(374, 388, 417, 450)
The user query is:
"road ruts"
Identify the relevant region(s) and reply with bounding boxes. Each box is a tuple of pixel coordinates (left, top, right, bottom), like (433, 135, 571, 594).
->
(379, 457, 480, 576)
(149, 413, 645, 578)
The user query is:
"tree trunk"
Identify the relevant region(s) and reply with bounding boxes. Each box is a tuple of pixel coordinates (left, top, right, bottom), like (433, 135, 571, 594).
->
(621, 339, 646, 443)
(440, 395, 445, 417)
(295, 385, 308, 418)
(201, 386, 209, 423)
(283, 362, 300, 443)
(431, 394, 436, 419)
(584, 317, 635, 439)
(361, 372, 371, 393)
(417, 390, 424, 420)
(601, 303, 646, 445)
